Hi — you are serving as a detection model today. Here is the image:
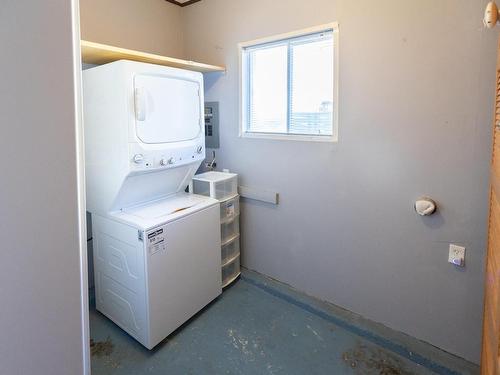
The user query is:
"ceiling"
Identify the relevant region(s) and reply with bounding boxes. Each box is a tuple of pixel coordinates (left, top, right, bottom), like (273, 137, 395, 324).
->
(164, 0, 202, 7)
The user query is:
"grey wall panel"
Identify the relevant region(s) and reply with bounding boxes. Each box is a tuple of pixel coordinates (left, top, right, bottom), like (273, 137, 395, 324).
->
(183, 0, 499, 363)
(0, 1, 85, 374)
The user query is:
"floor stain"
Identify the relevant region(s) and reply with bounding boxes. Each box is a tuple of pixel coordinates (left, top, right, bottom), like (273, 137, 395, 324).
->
(90, 337, 114, 357)
(342, 343, 414, 375)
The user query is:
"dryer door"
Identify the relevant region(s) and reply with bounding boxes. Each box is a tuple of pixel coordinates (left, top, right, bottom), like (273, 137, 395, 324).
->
(134, 74, 202, 144)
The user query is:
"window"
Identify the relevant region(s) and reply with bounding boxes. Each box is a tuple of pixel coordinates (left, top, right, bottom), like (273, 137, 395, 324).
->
(239, 24, 338, 141)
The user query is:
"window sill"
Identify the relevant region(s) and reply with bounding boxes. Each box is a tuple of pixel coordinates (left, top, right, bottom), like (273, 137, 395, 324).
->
(240, 131, 337, 143)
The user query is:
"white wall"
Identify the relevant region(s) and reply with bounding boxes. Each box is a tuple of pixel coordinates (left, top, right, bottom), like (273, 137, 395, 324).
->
(0, 1, 86, 374)
(183, 0, 499, 362)
(80, 0, 185, 58)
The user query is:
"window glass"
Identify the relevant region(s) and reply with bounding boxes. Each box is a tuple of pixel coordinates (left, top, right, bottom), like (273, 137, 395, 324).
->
(241, 27, 337, 140)
(290, 35, 333, 135)
(248, 45, 288, 134)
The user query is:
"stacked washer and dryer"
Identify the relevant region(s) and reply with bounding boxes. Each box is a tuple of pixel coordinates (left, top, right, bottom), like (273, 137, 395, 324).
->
(83, 60, 222, 349)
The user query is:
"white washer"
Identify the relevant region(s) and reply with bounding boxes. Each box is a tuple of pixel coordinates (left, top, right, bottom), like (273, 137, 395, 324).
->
(83, 60, 222, 349)
(93, 194, 220, 349)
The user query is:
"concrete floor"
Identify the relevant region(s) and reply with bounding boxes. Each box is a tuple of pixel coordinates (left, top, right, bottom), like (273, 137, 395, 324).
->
(90, 270, 479, 375)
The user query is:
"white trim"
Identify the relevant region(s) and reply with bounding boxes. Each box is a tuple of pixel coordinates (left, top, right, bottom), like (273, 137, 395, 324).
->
(238, 22, 338, 49)
(332, 23, 340, 142)
(238, 44, 248, 139)
(71, 1, 91, 374)
(241, 131, 336, 143)
(238, 23, 339, 143)
(239, 185, 279, 205)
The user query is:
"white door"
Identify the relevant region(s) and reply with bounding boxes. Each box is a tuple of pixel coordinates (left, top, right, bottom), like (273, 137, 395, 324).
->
(134, 74, 201, 144)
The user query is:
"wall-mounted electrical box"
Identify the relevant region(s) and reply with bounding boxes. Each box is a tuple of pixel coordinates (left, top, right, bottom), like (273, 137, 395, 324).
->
(205, 102, 220, 149)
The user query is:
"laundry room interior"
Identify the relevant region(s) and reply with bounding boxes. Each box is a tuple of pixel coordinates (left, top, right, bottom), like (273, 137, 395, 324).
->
(6, 0, 500, 374)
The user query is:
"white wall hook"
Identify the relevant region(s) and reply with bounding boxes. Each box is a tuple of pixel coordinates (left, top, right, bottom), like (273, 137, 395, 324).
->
(415, 197, 437, 216)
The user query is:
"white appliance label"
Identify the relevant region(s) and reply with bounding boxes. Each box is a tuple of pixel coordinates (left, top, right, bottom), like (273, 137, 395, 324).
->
(225, 202, 235, 218)
(147, 228, 166, 255)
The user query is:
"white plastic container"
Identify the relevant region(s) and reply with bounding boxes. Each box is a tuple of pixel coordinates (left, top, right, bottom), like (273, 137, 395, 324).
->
(220, 195, 240, 223)
(192, 171, 238, 201)
(221, 235, 240, 265)
(222, 255, 240, 287)
(221, 215, 240, 243)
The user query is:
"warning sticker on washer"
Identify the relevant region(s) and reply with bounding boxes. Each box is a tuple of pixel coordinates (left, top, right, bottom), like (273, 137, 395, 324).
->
(147, 228, 166, 255)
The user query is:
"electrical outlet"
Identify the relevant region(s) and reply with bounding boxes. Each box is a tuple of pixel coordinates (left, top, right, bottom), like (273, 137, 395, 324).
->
(448, 244, 466, 267)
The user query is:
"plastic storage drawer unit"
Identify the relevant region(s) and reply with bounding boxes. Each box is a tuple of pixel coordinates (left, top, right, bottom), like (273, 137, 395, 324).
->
(192, 171, 238, 201)
(191, 171, 241, 288)
(222, 255, 240, 287)
(221, 235, 240, 265)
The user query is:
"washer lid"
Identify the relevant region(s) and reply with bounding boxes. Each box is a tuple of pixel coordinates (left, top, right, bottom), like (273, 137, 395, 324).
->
(134, 73, 202, 144)
(112, 193, 218, 230)
(124, 194, 208, 220)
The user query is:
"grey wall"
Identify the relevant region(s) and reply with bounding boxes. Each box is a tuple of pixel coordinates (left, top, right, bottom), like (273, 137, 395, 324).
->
(183, 0, 499, 362)
(80, 0, 185, 58)
(0, 1, 86, 374)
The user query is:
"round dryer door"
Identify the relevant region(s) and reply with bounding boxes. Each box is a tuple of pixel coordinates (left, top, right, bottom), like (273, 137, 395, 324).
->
(134, 74, 202, 144)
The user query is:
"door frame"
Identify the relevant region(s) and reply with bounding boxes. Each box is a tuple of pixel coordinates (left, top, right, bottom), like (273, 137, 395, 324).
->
(70, 0, 91, 374)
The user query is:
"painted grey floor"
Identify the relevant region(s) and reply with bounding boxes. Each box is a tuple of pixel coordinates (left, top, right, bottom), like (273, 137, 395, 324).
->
(90, 271, 479, 375)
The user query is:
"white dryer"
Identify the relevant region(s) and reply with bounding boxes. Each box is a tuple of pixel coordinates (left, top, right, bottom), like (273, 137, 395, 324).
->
(83, 60, 221, 349)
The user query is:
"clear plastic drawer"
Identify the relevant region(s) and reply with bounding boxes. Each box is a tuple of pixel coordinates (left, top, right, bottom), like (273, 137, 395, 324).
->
(220, 195, 240, 223)
(192, 171, 238, 201)
(221, 235, 240, 265)
(222, 255, 240, 287)
(221, 215, 240, 243)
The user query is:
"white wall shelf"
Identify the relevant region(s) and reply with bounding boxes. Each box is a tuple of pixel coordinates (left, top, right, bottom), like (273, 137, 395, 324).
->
(81, 40, 225, 73)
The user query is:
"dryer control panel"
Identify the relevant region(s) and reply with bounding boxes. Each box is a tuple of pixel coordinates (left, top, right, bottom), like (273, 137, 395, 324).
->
(129, 144, 205, 172)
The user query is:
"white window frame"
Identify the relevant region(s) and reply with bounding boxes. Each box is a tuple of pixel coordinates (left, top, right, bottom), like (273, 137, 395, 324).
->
(238, 23, 339, 142)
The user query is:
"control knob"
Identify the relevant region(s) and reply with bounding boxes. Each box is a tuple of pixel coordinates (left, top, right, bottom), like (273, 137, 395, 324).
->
(133, 154, 144, 164)
(160, 157, 175, 166)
